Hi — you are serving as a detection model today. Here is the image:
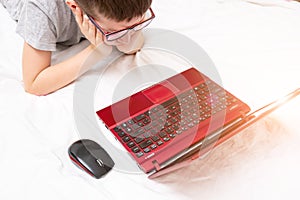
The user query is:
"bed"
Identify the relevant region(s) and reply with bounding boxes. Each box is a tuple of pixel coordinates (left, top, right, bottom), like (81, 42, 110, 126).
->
(1, 0, 300, 199)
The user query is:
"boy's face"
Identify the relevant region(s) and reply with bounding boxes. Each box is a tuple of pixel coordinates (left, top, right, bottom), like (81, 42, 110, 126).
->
(66, 0, 153, 45)
(93, 13, 145, 46)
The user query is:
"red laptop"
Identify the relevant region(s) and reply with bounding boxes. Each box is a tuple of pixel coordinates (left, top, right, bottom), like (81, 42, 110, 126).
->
(96, 67, 251, 176)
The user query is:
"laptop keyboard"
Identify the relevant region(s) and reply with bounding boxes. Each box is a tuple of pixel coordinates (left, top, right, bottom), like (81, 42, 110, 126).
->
(113, 80, 240, 159)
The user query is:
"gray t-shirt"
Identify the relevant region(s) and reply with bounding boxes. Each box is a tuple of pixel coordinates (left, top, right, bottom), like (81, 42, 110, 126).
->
(1, 0, 84, 51)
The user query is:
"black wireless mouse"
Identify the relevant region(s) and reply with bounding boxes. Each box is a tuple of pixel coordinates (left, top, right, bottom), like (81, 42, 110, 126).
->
(68, 139, 115, 179)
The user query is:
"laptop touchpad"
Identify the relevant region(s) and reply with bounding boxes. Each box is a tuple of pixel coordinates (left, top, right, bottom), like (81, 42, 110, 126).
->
(142, 81, 180, 104)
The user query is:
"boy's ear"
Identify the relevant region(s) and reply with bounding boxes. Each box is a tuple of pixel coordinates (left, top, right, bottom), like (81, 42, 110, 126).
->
(65, 0, 79, 10)
(65, 0, 83, 15)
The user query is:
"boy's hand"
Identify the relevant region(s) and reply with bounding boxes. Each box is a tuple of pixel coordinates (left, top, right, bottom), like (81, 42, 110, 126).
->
(70, 6, 104, 47)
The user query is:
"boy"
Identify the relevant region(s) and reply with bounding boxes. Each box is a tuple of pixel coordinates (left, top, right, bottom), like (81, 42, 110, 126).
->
(0, 0, 153, 95)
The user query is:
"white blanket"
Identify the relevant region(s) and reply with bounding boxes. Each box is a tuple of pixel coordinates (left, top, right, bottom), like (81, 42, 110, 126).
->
(1, 0, 300, 199)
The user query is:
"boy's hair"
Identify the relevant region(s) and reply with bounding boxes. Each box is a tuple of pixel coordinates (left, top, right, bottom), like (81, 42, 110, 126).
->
(76, 0, 152, 22)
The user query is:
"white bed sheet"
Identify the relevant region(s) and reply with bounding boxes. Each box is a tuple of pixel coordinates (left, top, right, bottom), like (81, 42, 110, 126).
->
(1, 0, 300, 200)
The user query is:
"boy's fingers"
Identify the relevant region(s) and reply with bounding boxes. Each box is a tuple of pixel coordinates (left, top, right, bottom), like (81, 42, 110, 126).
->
(84, 17, 97, 45)
(95, 30, 104, 45)
(75, 6, 83, 22)
(82, 14, 89, 32)
(89, 28, 97, 45)
(88, 20, 95, 37)
(71, 7, 83, 25)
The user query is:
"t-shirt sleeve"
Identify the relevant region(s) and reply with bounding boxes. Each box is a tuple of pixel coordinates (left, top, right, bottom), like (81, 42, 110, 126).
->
(16, 1, 57, 51)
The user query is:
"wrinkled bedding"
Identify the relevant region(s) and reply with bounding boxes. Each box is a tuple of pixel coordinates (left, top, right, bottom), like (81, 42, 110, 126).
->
(0, 0, 300, 199)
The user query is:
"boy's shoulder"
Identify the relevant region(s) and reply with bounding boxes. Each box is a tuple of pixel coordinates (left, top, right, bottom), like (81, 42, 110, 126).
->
(3, 0, 68, 21)
(28, 0, 69, 14)
(13, 0, 82, 51)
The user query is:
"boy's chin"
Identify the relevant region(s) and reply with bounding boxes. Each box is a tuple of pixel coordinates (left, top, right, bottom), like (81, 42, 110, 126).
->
(105, 41, 139, 54)
(116, 44, 139, 54)
(104, 40, 128, 46)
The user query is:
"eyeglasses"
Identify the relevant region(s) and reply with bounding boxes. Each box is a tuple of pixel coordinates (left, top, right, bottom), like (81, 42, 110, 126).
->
(88, 8, 155, 41)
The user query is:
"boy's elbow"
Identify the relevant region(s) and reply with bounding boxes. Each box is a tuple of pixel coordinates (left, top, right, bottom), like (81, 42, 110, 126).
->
(24, 84, 47, 96)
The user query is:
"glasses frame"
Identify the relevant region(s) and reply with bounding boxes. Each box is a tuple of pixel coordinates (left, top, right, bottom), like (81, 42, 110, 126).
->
(87, 8, 155, 41)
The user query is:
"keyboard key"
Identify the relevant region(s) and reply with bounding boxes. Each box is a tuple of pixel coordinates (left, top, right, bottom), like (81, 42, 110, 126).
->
(130, 129, 144, 138)
(170, 105, 177, 110)
(136, 152, 144, 158)
(127, 119, 134, 125)
(193, 119, 200, 124)
(122, 136, 131, 143)
(157, 140, 164, 146)
(170, 118, 178, 123)
(131, 123, 141, 130)
(159, 131, 167, 138)
(127, 141, 135, 148)
(172, 124, 180, 130)
(113, 126, 122, 133)
(165, 127, 173, 134)
(150, 107, 159, 113)
(188, 123, 195, 128)
(124, 127, 133, 133)
(143, 118, 151, 125)
(144, 125, 152, 131)
(181, 127, 188, 132)
(134, 114, 146, 122)
(149, 129, 158, 136)
(117, 131, 126, 137)
(132, 146, 140, 153)
(152, 135, 160, 142)
(161, 97, 178, 108)
(157, 111, 165, 117)
(121, 123, 128, 128)
(134, 137, 144, 144)
(144, 110, 151, 116)
(144, 148, 151, 153)
(144, 132, 151, 138)
(165, 121, 172, 127)
(139, 140, 153, 149)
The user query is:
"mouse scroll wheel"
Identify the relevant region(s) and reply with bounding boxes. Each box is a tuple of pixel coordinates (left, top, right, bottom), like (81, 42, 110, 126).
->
(96, 159, 104, 167)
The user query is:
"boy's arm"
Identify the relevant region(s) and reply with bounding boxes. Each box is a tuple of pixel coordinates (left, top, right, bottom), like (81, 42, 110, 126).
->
(23, 42, 111, 96)
(23, 5, 111, 96)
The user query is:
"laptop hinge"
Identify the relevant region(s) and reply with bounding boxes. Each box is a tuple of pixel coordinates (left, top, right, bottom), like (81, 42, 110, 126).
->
(152, 160, 161, 171)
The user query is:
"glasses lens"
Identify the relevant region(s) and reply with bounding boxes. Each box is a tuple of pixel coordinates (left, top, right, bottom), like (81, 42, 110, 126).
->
(107, 30, 128, 41)
(133, 9, 154, 31)
(105, 8, 154, 41)
(144, 9, 152, 19)
(133, 19, 153, 31)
